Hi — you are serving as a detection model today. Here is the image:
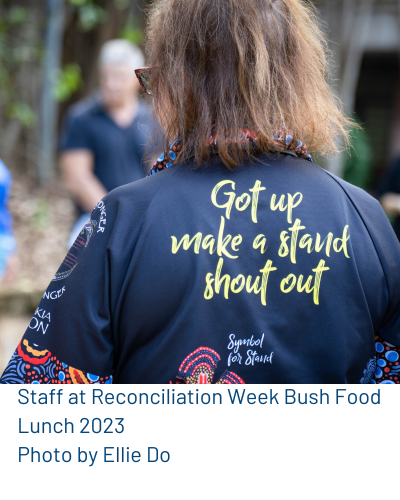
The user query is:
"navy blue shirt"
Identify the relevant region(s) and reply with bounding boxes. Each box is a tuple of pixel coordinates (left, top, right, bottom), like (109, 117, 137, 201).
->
(2, 153, 400, 384)
(60, 95, 156, 213)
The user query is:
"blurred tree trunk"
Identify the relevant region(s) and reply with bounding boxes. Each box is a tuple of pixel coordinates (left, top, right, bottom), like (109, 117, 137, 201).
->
(39, 0, 65, 185)
(0, 1, 46, 177)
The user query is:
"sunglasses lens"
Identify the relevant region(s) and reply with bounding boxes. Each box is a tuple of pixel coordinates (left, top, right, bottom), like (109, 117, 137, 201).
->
(139, 69, 152, 95)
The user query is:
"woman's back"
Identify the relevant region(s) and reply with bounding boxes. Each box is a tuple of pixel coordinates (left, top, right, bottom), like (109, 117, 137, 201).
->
(6, 152, 398, 385)
(111, 155, 399, 383)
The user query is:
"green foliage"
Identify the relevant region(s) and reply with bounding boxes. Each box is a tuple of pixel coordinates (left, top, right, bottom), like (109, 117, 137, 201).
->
(68, 0, 130, 8)
(66, 0, 137, 32)
(114, 0, 131, 10)
(343, 119, 373, 191)
(7, 6, 28, 25)
(78, 4, 107, 31)
(120, 26, 145, 45)
(67, 0, 108, 32)
(6, 102, 36, 128)
(13, 45, 39, 63)
(53, 63, 83, 102)
(31, 199, 51, 232)
(386, 213, 396, 225)
(0, 5, 40, 128)
(68, 0, 89, 6)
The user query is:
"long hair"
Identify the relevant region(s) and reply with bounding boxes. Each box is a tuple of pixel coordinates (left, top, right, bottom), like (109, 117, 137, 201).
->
(146, 0, 351, 168)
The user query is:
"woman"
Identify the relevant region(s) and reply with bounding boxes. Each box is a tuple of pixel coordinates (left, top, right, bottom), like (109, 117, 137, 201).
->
(1, 0, 400, 384)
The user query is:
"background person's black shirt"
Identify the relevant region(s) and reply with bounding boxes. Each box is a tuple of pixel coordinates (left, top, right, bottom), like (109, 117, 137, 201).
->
(378, 157, 400, 240)
(2, 154, 400, 384)
(60, 94, 156, 214)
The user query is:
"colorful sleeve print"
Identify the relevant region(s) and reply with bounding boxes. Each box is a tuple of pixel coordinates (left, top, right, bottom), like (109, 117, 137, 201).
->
(0, 339, 112, 385)
(373, 335, 400, 384)
(171, 347, 245, 384)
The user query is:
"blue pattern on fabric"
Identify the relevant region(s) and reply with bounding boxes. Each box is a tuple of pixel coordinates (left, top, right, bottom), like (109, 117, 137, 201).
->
(374, 338, 400, 383)
(360, 357, 376, 384)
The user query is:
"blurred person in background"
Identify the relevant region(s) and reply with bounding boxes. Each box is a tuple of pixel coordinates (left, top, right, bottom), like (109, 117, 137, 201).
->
(60, 39, 157, 247)
(379, 159, 400, 241)
(0, 160, 17, 285)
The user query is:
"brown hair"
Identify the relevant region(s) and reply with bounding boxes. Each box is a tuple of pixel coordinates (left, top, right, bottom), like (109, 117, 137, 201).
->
(146, 0, 351, 168)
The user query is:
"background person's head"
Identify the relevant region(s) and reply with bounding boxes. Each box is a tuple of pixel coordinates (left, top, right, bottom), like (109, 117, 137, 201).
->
(146, 0, 352, 167)
(99, 39, 145, 109)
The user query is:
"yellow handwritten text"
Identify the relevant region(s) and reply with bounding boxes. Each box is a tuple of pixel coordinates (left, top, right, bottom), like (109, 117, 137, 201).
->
(204, 258, 277, 305)
(171, 233, 202, 254)
(278, 219, 350, 262)
(333, 225, 350, 258)
(171, 217, 242, 260)
(211, 180, 236, 219)
(280, 259, 330, 305)
(289, 219, 306, 264)
(253, 234, 267, 254)
(211, 180, 266, 223)
(249, 181, 266, 223)
(217, 216, 240, 259)
(270, 192, 303, 223)
(278, 231, 290, 258)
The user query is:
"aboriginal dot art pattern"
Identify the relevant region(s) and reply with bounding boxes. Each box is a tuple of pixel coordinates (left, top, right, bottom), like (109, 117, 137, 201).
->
(373, 336, 400, 384)
(0, 339, 112, 384)
(172, 347, 245, 384)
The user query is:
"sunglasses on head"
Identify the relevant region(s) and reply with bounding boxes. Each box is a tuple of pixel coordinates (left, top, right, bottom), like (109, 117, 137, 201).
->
(135, 67, 153, 95)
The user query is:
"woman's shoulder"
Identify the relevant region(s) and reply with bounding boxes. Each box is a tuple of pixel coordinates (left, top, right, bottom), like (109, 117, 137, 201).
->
(104, 156, 383, 225)
(305, 164, 394, 253)
(318, 167, 379, 206)
(102, 165, 179, 220)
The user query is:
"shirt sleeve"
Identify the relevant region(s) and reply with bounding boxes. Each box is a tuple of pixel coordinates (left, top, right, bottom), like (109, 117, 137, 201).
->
(325, 171, 400, 345)
(364, 200, 400, 345)
(0, 195, 119, 384)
